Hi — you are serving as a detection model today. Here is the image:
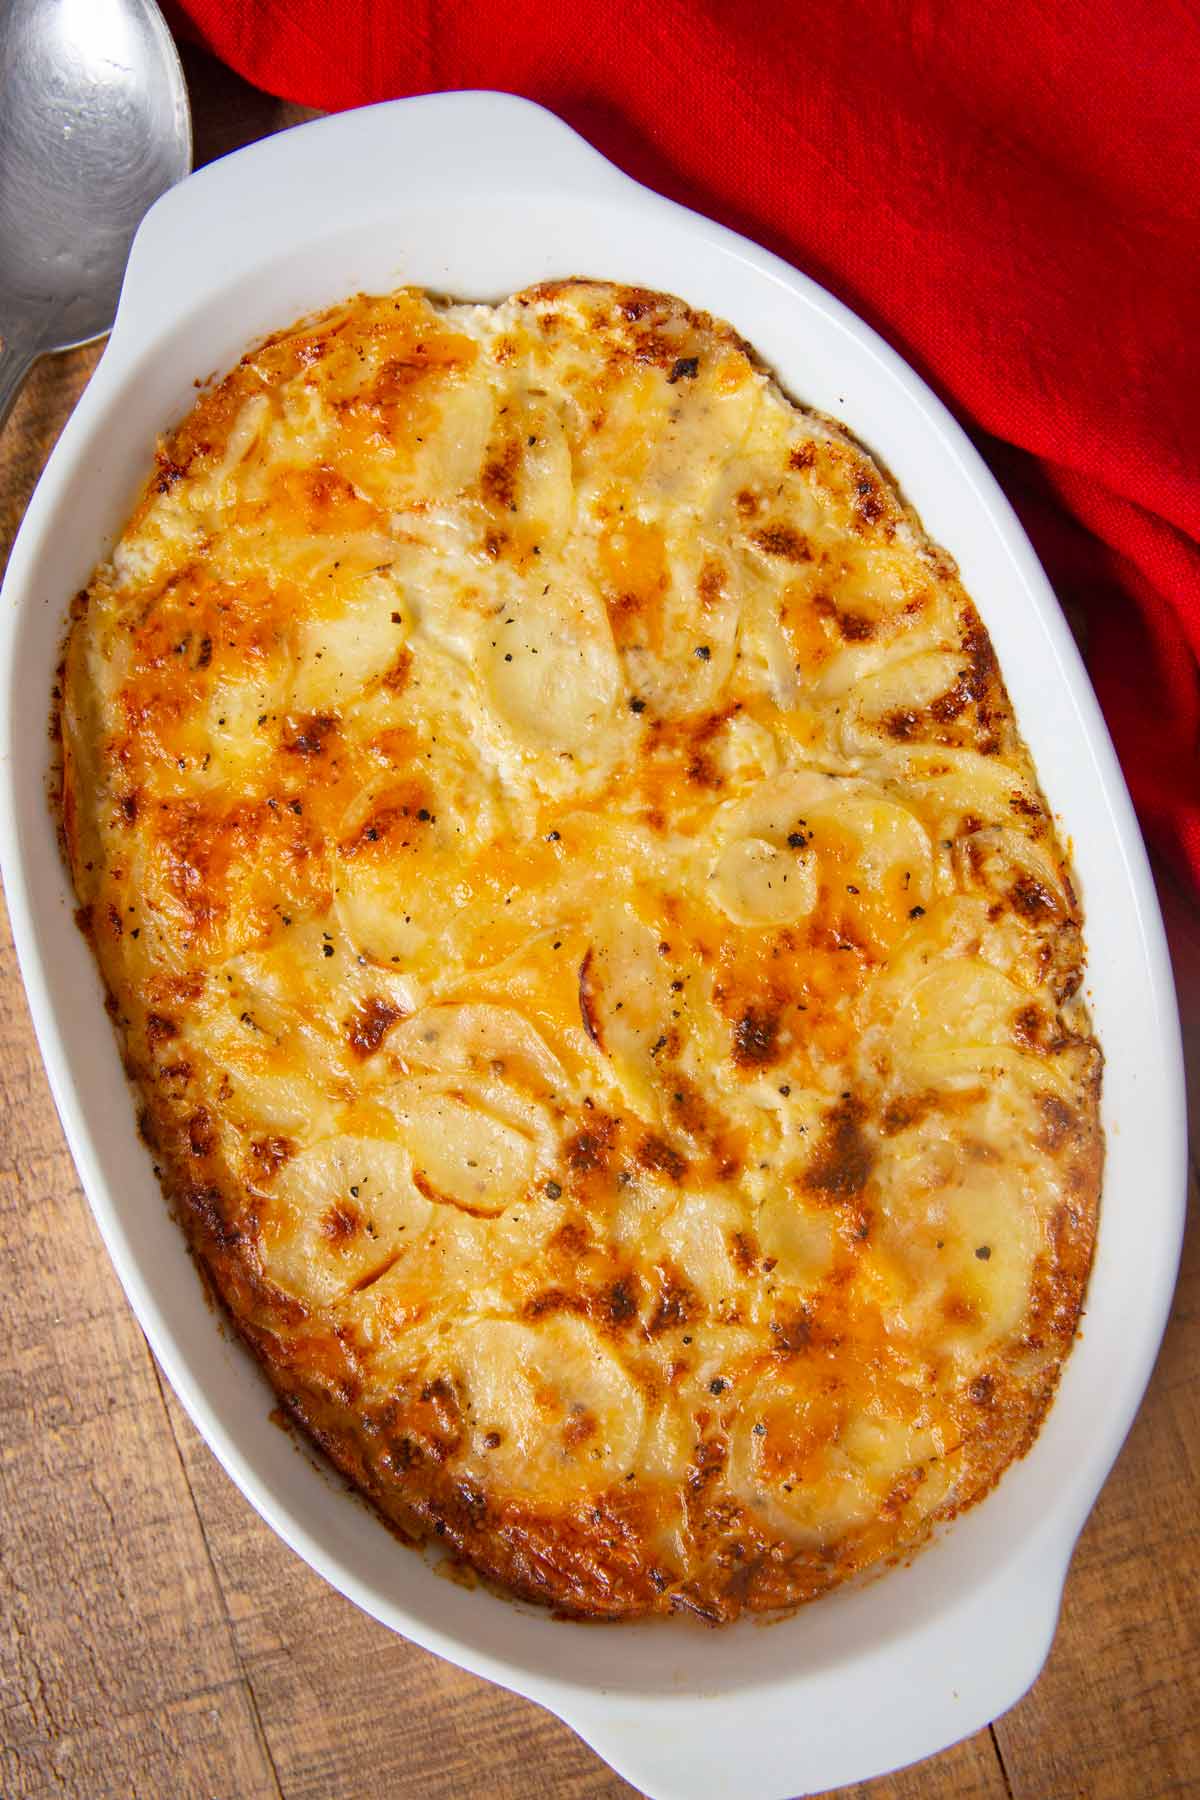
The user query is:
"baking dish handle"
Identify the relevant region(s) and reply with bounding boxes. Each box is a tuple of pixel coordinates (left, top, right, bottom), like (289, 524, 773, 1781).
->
(542, 1534, 1076, 1800)
(109, 91, 633, 346)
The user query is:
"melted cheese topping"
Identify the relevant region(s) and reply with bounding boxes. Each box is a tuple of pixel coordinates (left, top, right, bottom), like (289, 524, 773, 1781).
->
(58, 282, 1101, 1620)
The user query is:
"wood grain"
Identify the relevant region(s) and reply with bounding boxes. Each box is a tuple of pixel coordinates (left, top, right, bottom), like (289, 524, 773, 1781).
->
(1, 40, 1196, 1800)
(0, 893, 280, 1800)
(158, 1382, 640, 1800)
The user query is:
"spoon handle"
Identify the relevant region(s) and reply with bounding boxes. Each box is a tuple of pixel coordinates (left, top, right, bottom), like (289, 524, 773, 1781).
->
(0, 333, 36, 437)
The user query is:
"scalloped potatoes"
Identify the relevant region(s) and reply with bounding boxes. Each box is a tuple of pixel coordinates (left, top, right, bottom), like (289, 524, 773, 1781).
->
(56, 281, 1100, 1620)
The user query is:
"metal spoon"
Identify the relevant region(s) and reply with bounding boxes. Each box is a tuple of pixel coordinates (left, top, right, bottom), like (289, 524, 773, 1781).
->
(0, 0, 191, 432)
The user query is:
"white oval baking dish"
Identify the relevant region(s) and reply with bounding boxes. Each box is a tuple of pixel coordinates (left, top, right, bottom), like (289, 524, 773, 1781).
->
(0, 91, 1186, 1799)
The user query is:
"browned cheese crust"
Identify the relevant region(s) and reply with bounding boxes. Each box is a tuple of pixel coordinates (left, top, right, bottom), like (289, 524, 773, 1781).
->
(56, 281, 1102, 1621)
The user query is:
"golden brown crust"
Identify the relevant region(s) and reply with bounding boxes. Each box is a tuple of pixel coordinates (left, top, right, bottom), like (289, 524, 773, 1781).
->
(57, 280, 1102, 1621)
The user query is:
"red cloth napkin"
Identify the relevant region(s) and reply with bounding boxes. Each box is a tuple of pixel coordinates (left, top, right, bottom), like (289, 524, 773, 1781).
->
(169, 0, 1200, 893)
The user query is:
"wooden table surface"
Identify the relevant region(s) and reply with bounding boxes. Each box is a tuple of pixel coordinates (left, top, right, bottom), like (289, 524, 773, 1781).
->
(2, 46, 1197, 1800)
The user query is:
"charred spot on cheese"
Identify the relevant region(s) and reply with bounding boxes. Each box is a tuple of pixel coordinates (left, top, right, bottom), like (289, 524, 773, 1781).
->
(636, 1133, 689, 1182)
(751, 525, 811, 563)
(879, 1093, 931, 1136)
(58, 278, 1100, 1625)
(481, 434, 522, 512)
(524, 1286, 586, 1320)
(600, 1275, 640, 1326)
(283, 713, 338, 757)
(727, 1229, 760, 1275)
(1037, 1094, 1078, 1152)
(345, 996, 405, 1058)
(802, 1095, 874, 1198)
(928, 619, 998, 723)
(339, 786, 434, 856)
(853, 469, 889, 530)
(769, 1308, 812, 1356)
(1010, 874, 1062, 921)
(565, 1115, 619, 1175)
(578, 948, 604, 1049)
(187, 1106, 215, 1157)
(145, 1012, 178, 1048)
(814, 591, 875, 643)
(382, 646, 413, 694)
(731, 1007, 782, 1068)
(667, 356, 700, 383)
(250, 1135, 294, 1179)
(648, 1269, 701, 1336)
(321, 1199, 362, 1242)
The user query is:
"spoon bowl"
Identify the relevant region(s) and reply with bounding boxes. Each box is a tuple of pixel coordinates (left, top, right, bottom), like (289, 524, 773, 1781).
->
(0, 0, 191, 427)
